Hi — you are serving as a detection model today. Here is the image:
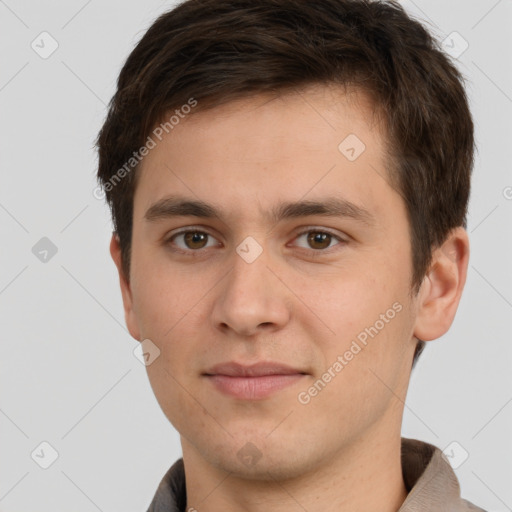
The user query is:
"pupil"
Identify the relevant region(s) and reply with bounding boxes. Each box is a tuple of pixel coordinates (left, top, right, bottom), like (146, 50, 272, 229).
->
(186, 232, 207, 249)
(308, 232, 330, 249)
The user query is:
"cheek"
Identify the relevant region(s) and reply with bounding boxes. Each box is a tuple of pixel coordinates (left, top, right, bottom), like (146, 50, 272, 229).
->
(302, 301, 414, 426)
(145, 361, 205, 436)
(309, 266, 399, 335)
(130, 251, 204, 338)
(311, 263, 414, 383)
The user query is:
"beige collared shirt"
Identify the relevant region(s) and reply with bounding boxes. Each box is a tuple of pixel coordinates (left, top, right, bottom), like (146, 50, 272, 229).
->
(398, 438, 485, 511)
(147, 437, 487, 511)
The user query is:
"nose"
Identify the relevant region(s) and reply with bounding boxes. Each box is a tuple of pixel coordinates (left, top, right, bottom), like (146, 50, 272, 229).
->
(211, 248, 292, 337)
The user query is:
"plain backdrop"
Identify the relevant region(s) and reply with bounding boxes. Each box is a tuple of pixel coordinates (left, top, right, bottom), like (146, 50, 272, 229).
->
(1, 1, 511, 511)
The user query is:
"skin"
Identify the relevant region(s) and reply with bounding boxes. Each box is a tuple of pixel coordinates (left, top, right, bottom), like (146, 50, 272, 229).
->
(111, 84, 469, 512)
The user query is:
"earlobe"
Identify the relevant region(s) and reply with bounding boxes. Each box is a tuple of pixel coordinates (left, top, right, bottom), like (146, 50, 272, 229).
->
(109, 233, 141, 341)
(413, 227, 470, 342)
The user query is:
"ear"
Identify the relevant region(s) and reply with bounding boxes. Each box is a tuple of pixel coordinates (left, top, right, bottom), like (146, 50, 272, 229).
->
(110, 233, 141, 341)
(413, 227, 470, 341)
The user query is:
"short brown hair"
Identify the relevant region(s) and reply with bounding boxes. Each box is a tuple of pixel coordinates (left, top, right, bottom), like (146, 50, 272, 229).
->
(96, 0, 475, 367)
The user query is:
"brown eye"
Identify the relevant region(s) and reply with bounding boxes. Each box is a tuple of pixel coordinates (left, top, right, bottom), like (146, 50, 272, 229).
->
(292, 229, 344, 252)
(168, 230, 219, 252)
(183, 231, 209, 249)
(307, 232, 333, 250)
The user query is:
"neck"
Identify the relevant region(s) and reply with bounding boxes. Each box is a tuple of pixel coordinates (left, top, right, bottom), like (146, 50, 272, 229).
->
(182, 429, 408, 512)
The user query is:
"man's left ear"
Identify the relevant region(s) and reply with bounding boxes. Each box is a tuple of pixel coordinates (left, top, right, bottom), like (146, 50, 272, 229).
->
(413, 227, 470, 341)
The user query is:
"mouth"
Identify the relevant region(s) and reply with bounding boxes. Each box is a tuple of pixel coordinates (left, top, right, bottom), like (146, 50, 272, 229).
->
(202, 361, 308, 400)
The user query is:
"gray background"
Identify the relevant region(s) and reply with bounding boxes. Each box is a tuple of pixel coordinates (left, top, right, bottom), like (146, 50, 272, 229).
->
(0, 0, 511, 510)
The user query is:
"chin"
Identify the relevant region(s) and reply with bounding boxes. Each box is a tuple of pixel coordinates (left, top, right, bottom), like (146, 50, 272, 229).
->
(198, 435, 320, 482)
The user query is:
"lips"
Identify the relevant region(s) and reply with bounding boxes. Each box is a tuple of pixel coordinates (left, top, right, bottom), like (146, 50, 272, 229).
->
(204, 361, 306, 377)
(203, 361, 307, 400)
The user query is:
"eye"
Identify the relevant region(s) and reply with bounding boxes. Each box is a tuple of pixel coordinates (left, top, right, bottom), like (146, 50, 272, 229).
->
(292, 229, 344, 251)
(165, 227, 345, 254)
(168, 230, 220, 251)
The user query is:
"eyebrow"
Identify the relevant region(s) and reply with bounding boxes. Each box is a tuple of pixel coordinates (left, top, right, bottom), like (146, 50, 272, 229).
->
(144, 195, 375, 226)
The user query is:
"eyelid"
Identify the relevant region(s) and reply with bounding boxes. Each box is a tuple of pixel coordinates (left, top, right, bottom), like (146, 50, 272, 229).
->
(292, 225, 347, 241)
(166, 225, 220, 240)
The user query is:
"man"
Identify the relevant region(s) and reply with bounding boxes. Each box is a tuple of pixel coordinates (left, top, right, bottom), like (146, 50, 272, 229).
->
(96, 0, 485, 510)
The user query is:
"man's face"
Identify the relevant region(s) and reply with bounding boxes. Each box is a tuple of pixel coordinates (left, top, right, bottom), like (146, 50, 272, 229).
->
(119, 85, 420, 478)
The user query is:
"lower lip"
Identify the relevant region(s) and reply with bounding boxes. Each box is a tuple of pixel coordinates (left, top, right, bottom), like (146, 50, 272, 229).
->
(205, 374, 305, 400)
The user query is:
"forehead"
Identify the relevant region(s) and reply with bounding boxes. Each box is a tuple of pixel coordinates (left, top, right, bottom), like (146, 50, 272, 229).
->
(165, 84, 383, 152)
(133, 84, 396, 223)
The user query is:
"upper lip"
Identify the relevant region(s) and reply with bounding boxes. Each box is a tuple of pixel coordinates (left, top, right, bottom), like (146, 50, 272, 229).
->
(203, 361, 307, 377)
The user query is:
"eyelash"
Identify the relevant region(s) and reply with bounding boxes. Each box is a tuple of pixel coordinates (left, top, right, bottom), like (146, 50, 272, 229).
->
(164, 226, 347, 255)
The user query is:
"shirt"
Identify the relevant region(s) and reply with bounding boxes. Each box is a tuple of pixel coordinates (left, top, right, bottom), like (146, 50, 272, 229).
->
(146, 437, 487, 512)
